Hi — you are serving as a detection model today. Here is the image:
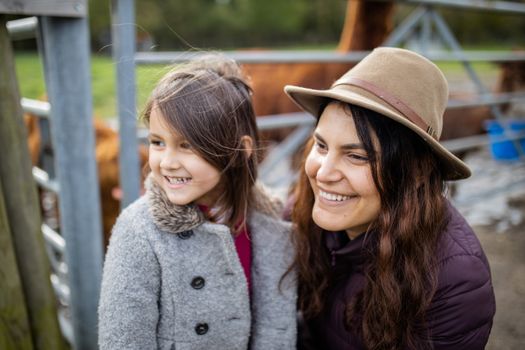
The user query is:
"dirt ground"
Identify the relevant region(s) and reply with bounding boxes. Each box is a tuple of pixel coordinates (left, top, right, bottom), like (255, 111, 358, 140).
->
(475, 220, 525, 349)
(453, 147, 525, 349)
(449, 68, 525, 348)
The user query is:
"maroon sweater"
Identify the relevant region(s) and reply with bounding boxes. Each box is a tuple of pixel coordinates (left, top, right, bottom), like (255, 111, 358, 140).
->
(298, 203, 496, 350)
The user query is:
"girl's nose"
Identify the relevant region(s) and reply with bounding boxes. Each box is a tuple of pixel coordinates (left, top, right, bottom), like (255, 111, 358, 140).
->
(160, 149, 180, 170)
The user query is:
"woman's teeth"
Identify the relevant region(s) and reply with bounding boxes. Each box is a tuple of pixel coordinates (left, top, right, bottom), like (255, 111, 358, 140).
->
(319, 190, 351, 202)
(166, 176, 191, 184)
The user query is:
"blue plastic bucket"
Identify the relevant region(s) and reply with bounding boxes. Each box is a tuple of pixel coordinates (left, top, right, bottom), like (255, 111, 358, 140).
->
(484, 119, 525, 161)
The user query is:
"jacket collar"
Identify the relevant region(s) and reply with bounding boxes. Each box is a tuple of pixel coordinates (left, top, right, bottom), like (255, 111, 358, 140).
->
(325, 230, 374, 268)
(145, 174, 283, 234)
(146, 175, 205, 233)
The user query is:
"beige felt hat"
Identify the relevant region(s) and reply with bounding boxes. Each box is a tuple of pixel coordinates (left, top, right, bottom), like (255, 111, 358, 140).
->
(284, 47, 471, 180)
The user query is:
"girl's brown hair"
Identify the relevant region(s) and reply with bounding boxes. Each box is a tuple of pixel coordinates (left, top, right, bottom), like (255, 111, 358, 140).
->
(292, 102, 449, 349)
(142, 54, 259, 231)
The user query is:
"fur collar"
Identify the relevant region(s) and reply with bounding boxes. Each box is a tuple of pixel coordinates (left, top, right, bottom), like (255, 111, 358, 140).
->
(146, 176, 205, 233)
(146, 174, 283, 234)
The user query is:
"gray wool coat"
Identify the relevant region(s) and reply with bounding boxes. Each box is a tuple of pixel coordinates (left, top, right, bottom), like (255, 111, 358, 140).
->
(98, 178, 297, 349)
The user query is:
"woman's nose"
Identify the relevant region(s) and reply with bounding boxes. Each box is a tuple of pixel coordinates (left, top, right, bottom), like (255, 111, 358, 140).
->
(316, 153, 342, 183)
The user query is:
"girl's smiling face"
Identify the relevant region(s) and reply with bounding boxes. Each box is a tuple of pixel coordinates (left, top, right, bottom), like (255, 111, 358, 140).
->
(305, 102, 381, 239)
(148, 106, 222, 207)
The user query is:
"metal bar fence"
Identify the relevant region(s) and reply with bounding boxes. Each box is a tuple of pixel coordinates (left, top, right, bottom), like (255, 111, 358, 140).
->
(112, 0, 141, 208)
(38, 15, 103, 349)
(37, 14, 103, 349)
(135, 50, 525, 64)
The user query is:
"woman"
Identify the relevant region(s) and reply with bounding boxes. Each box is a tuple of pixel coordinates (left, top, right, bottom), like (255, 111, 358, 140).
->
(284, 47, 495, 349)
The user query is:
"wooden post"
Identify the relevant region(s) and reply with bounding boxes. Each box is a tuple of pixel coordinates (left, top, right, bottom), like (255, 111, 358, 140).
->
(0, 15, 67, 350)
(0, 180, 33, 350)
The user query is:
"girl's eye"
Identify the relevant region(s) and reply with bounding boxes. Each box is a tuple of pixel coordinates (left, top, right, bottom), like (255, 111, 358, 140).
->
(149, 139, 164, 147)
(180, 141, 193, 150)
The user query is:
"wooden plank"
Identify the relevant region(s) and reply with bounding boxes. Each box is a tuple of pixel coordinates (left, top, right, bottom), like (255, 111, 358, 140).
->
(0, 180, 33, 350)
(0, 16, 67, 350)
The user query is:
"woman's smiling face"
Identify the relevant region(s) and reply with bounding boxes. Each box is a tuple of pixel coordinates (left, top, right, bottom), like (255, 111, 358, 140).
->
(148, 105, 222, 207)
(305, 102, 381, 239)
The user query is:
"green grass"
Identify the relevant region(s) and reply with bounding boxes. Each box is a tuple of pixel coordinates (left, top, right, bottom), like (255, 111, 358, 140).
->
(15, 51, 171, 119)
(14, 52, 46, 100)
(14, 50, 501, 119)
(435, 61, 498, 74)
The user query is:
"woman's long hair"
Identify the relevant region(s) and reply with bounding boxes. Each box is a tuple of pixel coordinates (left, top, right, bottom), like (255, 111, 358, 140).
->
(292, 102, 449, 349)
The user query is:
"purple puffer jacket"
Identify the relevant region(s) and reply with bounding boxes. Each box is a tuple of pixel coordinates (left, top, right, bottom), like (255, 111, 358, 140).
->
(298, 203, 496, 350)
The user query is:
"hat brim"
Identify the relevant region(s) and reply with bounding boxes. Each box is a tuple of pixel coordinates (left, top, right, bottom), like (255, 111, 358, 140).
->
(284, 84, 471, 181)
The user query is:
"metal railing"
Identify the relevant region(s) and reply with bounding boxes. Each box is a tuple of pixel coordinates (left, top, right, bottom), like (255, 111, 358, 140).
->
(135, 49, 525, 65)
(8, 14, 103, 349)
(18, 95, 73, 343)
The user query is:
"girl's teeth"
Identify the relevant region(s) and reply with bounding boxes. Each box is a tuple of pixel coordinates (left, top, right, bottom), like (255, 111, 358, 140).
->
(167, 177, 190, 184)
(319, 190, 351, 202)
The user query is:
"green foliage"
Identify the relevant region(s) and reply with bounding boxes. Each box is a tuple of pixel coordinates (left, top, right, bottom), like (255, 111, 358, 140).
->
(393, 3, 525, 48)
(438, 7, 525, 46)
(8, 1, 525, 52)
(86, 0, 525, 52)
(89, 0, 112, 51)
(89, 0, 347, 51)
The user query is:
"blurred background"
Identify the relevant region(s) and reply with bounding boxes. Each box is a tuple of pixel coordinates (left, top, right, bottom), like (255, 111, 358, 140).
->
(7, 0, 525, 118)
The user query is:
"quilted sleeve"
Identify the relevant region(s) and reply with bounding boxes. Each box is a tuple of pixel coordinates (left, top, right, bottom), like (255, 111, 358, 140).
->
(421, 253, 496, 350)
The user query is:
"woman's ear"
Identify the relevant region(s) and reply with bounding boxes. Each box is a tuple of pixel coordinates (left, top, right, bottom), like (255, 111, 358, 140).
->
(240, 135, 254, 159)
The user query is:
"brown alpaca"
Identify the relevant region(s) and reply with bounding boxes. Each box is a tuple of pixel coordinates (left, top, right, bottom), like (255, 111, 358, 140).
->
(24, 113, 148, 251)
(243, 0, 396, 119)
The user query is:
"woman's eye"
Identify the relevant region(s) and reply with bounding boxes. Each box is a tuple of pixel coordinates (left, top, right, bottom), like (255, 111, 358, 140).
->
(347, 153, 369, 163)
(315, 141, 327, 152)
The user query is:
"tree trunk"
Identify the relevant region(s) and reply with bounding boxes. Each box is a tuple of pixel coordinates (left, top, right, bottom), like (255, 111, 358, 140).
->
(0, 179, 33, 349)
(0, 15, 67, 350)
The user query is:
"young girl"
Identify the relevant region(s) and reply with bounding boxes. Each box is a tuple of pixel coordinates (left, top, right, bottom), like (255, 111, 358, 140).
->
(284, 47, 495, 349)
(98, 55, 297, 349)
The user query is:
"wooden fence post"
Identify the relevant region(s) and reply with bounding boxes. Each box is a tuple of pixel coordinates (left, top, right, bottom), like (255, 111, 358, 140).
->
(0, 181, 33, 350)
(0, 15, 67, 350)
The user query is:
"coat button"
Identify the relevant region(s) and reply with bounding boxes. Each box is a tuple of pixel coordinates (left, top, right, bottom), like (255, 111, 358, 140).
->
(191, 276, 205, 289)
(195, 323, 208, 335)
(177, 230, 193, 239)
